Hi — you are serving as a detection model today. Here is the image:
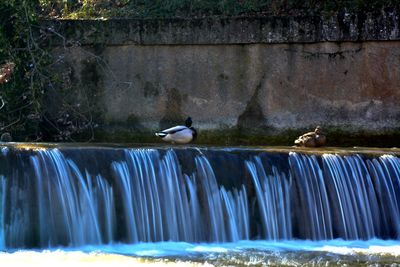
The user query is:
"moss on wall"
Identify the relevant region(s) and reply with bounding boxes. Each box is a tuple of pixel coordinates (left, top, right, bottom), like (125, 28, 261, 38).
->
(87, 127, 400, 148)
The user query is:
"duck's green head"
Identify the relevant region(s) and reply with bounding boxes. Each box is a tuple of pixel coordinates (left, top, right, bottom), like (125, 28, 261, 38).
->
(185, 117, 192, 127)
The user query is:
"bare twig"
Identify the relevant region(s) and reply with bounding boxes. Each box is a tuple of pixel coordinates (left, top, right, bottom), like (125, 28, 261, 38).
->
(0, 97, 5, 110)
(3, 4, 133, 142)
(1, 117, 21, 131)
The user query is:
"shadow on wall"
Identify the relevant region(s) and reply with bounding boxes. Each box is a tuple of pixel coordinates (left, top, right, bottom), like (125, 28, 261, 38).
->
(237, 79, 269, 131)
(159, 88, 186, 130)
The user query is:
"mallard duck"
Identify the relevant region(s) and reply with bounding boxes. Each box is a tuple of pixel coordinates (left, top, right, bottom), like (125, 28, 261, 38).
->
(155, 117, 197, 144)
(294, 126, 326, 147)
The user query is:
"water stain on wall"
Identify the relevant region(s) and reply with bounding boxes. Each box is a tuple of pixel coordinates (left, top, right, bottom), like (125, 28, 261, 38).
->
(159, 88, 184, 129)
(143, 81, 160, 98)
(237, 80, 267, 130)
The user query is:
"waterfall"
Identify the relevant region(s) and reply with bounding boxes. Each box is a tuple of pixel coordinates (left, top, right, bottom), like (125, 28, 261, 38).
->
(0, 176, 5, 249)
(288, 153, 332, 240)
(111, 149, 249, 243)
(367, 155, 400, 238)
(246, 156, 292, 240)
(29, 149, 114, 247)
(0, 146, 399, 249)
(288, 152, 400, 240)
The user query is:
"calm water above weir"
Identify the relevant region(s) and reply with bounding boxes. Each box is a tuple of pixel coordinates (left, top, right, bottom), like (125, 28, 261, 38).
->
(0, 143, 399, 266)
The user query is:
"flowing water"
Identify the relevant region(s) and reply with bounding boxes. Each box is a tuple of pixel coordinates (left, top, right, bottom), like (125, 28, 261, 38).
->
(0, 144, 399, 266)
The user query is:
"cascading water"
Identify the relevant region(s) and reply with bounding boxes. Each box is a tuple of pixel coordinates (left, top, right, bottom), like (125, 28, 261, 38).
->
(0, 145, 399, 250)
(246, 156, 292, 240)
(111, 149, 249, 243)
(0, 175, 6, 248)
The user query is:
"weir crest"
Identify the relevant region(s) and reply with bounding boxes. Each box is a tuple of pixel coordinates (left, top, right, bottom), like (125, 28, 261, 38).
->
(0, 145, 399, 249)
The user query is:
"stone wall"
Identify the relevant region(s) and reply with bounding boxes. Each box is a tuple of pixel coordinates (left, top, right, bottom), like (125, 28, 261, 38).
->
(43, 13, 400, 146)
(43, 12, 400, 45)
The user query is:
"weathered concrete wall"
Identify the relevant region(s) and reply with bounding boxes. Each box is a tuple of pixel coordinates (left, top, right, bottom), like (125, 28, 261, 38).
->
(44, 14, 400, 146)
(43, 12, 400, 45)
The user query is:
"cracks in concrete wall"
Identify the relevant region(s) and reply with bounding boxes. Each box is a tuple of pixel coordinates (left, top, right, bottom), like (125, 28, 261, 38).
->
(285, 47, 363, 60)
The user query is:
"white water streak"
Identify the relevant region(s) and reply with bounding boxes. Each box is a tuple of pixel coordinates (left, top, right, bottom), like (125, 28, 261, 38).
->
(30, 149, 114, 247)
(0, 176, 5, 249)
(112, 150, 249, 243)
(1, 148, 400, 248)
(246, 156, 292, 240)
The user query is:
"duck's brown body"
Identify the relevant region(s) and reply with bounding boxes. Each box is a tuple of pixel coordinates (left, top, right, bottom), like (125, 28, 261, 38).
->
(294, 126, 326, 147)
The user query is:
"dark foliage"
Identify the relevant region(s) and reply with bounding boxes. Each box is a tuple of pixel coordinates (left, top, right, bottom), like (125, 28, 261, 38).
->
(0, 1, 95, 141)
(39, 0, 400, 19)
(0, 0, 45, 140)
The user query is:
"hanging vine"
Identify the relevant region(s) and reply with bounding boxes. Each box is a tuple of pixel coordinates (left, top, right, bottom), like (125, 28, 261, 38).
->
(0, 1, 97, 142)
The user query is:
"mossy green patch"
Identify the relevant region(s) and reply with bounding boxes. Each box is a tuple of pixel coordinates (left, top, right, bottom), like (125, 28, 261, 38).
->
(72, 126, 400, 148)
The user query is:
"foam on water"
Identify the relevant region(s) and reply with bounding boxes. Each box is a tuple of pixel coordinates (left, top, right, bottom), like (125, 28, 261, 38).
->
(1, 240, 400, 266)
(38, 239, 400, 256)
(99, 239, 400, 257)
(0, 250, 209, 267)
